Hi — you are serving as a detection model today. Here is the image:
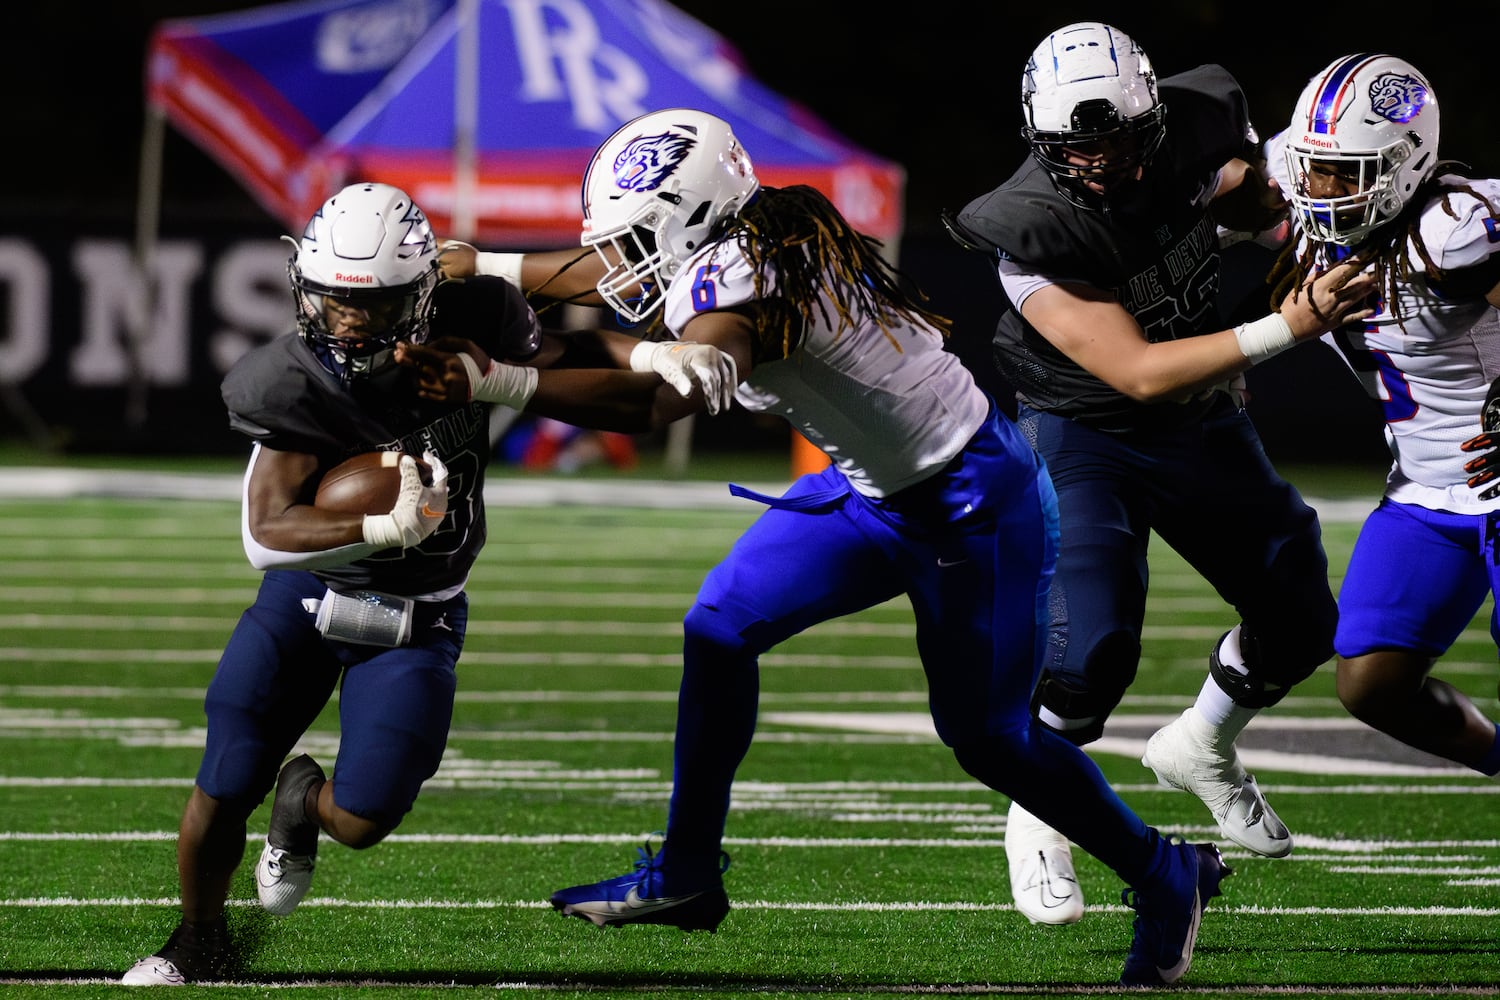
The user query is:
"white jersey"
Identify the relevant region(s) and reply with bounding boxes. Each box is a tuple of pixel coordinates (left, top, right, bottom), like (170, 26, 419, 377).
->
(662, 240, 989, 498)
(1268, 132, 1500, 513)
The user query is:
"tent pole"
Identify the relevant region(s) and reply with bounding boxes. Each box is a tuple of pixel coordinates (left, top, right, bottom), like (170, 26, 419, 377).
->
(453, 0, 478, 241)
(126, 104, 167, 432)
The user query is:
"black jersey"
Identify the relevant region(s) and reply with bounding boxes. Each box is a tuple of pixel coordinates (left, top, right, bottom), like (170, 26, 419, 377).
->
(221, 276, 539, 597)
(955, 66, 1254, 434)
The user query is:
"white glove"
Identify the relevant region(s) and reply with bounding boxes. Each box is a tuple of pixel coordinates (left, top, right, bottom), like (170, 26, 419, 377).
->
(421, 448, 449, 502)
(630, 340, 738, 415)
(361, 452, 448, 549)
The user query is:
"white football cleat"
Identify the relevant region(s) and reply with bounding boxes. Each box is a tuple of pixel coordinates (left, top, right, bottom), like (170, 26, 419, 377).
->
(255, 841, 317, 916)
(1142, 708, 1292, 858)
(255, 753, 325, 915)
(120, 919, 227, 985)
(1005, 800, 1085, 925)
(121, 955, 187, 986)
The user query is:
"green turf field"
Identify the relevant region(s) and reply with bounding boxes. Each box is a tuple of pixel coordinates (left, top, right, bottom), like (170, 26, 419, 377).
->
(1, 465, 1497, 999)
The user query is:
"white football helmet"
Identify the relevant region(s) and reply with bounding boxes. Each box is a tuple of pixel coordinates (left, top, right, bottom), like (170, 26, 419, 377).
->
(580, 109, 759, 323)
(288, 181, 440, 383)
(1021, 22, 1166, 208)
(1283, 54, 1440, 246)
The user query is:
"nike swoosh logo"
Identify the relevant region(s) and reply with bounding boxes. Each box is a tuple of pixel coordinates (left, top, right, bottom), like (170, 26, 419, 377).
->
(936, 557, 968, 567)
(421, 505, 445, 518)
(1020, 852, 1079, 907)
(620, 884, 705, 913)
(1020, 873, 1077, 904)
(1034, 886, 1077, 907)
(256, 857, 290, 889)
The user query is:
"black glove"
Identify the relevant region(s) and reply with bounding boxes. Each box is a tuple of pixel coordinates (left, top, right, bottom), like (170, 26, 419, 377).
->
(1460, 376, 1500, 500)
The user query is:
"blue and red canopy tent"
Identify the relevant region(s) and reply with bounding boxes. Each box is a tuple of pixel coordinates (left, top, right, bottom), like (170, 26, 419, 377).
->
(139, 0, 905, 247)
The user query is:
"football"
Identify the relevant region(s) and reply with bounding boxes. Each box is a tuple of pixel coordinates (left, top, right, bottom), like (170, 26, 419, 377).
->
(313, 452, 424, 514)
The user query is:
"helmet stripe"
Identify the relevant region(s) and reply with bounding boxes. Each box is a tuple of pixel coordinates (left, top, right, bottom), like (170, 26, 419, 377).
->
(1307, 53, 1379, 135)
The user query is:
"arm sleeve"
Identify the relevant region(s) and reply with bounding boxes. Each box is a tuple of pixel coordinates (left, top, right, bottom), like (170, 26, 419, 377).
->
(997, 258, 1066, 313)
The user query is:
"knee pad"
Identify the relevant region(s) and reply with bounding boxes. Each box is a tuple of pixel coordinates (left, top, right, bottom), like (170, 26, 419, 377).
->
(195, 733, 282, 815)
(684, 599, 793, 661)
(683, 601, 753, 653)
(1031, 631, 1139, 745)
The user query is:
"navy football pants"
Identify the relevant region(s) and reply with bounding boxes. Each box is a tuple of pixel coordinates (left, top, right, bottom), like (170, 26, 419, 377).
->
(1019, 397, 1336, 728)
(196, 569, 466, 827)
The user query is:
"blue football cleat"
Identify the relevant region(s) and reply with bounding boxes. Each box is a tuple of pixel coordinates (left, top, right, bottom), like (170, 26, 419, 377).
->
(1119, 841, 1232, 986)
(550, 840, 730, 932)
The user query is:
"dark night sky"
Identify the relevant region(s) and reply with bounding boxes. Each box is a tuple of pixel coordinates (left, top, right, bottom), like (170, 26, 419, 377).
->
(15, 1, 1484, 462)
(3, 0, 1485, 467)
(19, 1, 1498, 240)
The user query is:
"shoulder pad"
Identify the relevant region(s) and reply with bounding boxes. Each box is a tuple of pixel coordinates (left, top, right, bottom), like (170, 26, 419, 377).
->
(1159, 65, 1254, 170)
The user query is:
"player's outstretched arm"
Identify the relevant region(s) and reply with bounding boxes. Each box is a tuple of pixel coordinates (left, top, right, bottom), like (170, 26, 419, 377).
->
(396, 332, 740, 419)
(1023, 259, 1374, 403)
(437, 240, 606, 302)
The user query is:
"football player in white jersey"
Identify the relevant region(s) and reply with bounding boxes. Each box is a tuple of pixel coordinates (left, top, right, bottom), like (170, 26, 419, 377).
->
(391, 108, 1376, 984)
(1268, 54, 1500, 779)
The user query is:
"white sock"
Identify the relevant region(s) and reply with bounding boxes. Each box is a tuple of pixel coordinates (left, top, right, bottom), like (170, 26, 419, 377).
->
(1217, 625, 1247, 671)
(1189, 629, 1257, 749)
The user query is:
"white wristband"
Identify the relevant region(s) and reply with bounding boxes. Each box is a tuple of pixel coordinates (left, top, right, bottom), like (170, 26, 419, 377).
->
(474, 251, 524, 287)
(457, 351, 538, 407)
(1233, 313, 1296, 364)
(629, 339, 664, 372)
(361, 513, 403, 549)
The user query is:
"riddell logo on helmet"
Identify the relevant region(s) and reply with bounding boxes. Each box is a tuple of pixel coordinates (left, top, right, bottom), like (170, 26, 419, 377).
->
(335, 272, 376, 284)
(1300, 136, 1337, 149)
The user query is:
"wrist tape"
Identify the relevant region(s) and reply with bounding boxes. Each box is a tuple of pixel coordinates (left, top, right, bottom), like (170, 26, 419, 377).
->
(1233, 313, 1296, 364)
(629, 339, 665, 373)
(362, 513, 403, 549)
(474, 251, 524, 287)
(457, 351, 538, 407)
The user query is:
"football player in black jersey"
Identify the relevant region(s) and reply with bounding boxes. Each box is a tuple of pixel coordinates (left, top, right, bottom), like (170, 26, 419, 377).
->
(121, 181, 730, 986)
(945, 22, 1373, 926)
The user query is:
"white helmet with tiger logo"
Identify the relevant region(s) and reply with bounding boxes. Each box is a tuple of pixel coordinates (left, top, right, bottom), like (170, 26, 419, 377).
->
(1283, 54, 1440, 245)
(580, 109, 760, 323)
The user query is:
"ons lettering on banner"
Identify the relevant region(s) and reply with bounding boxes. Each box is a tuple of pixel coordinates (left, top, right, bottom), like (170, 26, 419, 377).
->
(0, 234, 289, 390)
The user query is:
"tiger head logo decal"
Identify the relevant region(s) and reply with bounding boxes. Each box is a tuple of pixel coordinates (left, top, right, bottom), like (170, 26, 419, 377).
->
(611, 132, 696, 193)
(1368, 72, 1429, 125)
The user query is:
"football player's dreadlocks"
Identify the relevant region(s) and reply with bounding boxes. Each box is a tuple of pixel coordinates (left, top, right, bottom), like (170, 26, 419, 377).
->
(722, 185, 952, 358)
(520, 185, 950, 359)
(1267, 162, 1500, 326)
